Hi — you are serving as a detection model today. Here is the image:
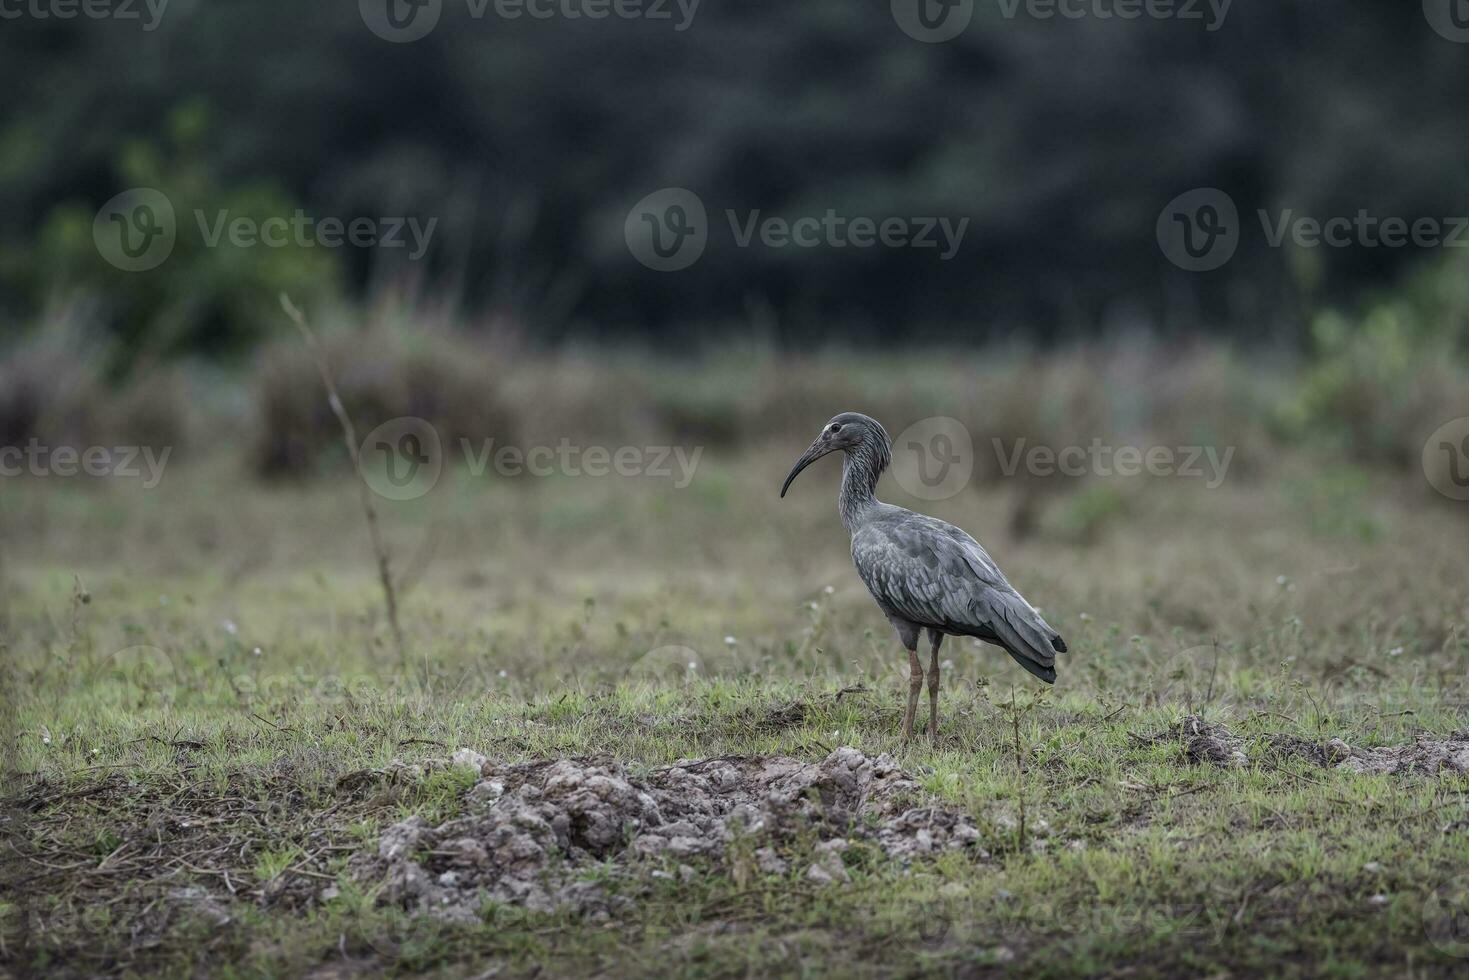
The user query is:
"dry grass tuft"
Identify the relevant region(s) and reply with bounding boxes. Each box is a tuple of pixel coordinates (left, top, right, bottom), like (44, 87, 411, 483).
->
(0, 306, 191, 452)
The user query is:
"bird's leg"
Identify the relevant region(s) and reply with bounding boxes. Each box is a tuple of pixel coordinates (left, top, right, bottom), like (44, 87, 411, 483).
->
(927, 630, 943, 742)
(902, 645, 924, 744)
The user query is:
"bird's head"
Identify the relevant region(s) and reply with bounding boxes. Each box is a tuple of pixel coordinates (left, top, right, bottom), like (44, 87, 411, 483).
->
(780, 412, 890, 497)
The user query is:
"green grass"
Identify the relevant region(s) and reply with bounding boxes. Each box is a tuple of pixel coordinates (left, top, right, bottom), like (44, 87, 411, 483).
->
(4, 448, 1469, 977)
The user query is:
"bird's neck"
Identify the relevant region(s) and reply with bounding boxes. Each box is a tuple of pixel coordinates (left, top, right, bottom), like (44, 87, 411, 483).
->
(839, 441, 888, 532)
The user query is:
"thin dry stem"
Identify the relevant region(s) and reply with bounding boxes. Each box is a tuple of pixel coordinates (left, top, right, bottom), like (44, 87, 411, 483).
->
(279, 294, 410, 681)
(1011, 690, 1025, 850)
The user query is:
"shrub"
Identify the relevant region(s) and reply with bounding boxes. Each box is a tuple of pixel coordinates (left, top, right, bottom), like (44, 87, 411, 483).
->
(0, 304, 190, 453)
(251, 312, 517, 477)
(26, 101, 339, 372)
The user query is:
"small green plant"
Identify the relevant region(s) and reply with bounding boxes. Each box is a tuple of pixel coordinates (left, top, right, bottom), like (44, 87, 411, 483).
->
(995, 688, 1048, 855)
(253, 845, 301, 883)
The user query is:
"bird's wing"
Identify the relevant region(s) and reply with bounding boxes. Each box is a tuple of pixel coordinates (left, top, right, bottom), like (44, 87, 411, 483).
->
(852, 512, 1063, 683)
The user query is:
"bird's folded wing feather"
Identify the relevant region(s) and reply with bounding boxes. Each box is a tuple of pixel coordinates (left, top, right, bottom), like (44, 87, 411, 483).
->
(852, 515, 1059, 676)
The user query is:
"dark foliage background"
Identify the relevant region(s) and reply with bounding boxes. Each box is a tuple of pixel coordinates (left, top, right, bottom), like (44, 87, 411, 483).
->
(4, 0, 1469, 355)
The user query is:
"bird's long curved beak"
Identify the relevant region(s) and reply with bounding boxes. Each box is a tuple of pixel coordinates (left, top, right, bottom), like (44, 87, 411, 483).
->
(780, 442, 832, 498)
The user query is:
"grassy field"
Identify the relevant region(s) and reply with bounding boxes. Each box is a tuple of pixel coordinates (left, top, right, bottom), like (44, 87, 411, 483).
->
(4, 431, 1469, 977)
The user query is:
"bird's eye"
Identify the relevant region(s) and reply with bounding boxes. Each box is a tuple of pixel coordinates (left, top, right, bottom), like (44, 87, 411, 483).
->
(829, 423, 843, 433)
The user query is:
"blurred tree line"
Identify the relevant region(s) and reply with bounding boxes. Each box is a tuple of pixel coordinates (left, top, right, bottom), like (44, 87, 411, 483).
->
(2, 0, 1469, 361)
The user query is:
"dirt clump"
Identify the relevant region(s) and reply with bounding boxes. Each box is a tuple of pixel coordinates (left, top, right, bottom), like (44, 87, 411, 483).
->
(351, 747, 984, 919)
(1136, 715, 1246, 768)
(1269, 732, 1469, 775)
(1262, 734, 1354, 768)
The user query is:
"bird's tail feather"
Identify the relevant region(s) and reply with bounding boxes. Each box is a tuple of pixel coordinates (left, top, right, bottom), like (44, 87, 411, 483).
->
(977, 591, 1063, 685)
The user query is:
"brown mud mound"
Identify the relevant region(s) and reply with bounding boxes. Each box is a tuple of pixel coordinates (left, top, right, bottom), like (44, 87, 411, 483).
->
(351, 747, 983, 918)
